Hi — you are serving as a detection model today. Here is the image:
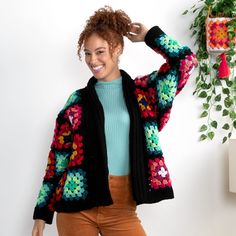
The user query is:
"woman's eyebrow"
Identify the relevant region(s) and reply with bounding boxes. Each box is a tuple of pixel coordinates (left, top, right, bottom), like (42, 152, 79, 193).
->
(84, 47, 106, 52)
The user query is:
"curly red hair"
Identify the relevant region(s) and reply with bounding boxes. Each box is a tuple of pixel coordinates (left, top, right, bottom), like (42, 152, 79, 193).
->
(77, 6, 132, 60)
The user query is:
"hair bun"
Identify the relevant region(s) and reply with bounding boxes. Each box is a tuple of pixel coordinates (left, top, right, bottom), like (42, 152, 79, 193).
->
(87, 6, 131, 36)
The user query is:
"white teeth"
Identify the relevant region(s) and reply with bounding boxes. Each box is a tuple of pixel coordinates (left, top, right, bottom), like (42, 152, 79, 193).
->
(92, 65, 103, 72)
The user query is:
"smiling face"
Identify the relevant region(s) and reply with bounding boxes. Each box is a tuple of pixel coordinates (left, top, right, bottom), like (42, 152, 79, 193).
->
(84, 33, 122, 82)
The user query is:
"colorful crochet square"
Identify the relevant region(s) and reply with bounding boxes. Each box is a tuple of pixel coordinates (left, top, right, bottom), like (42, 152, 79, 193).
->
(65, 104, 82, 130)
(51, 120, 72, 150)
(135, 91, 155, 118)
(206, 18, 231, 52)
(134, 75, 149, 88)
(134, 83, 158, 119)
(36, 182, 54, 208)
(178, 54, 197, 92)
(144, 121, 162, 155)
(68, 134, 84, 167)
(156, 71, 178, 109)
(61, 90, 81, 113)
(55, 151, 70, 175)
(44, 150, 70, 179)
(155, 34, 187, 57)
(158, 63, 171, 74)
(159, 108, 171, 131)
(148, 71, 158, 84)
(45, 151, 55, 179)
(148, 157, 172, 189)
(62, 169, 88, 201)
(54, 172, 67, 203)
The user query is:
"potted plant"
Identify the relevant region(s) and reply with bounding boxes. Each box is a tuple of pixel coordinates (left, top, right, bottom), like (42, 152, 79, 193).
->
(183, 0, 236, 143)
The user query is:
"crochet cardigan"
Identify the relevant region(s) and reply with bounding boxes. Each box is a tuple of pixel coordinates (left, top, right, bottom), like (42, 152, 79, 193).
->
(33, 26, 197, 224)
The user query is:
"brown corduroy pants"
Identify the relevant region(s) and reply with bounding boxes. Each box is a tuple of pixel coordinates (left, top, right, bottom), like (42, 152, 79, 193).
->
(56, 175, 147, 236)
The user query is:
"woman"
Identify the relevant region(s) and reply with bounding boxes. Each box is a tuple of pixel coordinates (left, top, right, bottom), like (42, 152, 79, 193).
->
(32, 5, 197, 236)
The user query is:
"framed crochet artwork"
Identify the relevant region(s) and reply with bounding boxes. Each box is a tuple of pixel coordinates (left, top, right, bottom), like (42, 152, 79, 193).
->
(206, 17, 236, 54)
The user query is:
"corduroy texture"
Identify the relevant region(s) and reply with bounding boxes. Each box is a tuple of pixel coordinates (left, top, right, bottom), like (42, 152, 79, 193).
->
(56, 175, 147, 236)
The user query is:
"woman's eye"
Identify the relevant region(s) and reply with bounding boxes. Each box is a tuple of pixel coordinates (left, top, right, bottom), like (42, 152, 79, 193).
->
(97, 51, 104, 55)
(84, 52, 91, 56)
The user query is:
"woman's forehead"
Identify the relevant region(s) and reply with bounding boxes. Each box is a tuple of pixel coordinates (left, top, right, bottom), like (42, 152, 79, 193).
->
(84, 33, 109, 51)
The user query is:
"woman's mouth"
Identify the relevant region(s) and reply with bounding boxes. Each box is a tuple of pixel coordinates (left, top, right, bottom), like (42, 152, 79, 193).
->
(91, 65, 104, 73)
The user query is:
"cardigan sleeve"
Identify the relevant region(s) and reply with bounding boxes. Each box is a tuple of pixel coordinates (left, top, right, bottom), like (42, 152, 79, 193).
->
(134, 26, 197, 131)
(33, 90, 80, 224)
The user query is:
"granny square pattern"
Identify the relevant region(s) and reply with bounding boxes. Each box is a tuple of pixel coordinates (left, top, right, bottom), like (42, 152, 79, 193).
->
(206, 17, 236, 53)
(62, 169, 88, 201)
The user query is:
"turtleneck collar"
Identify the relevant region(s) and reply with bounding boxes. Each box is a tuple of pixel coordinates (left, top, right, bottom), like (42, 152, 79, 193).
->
(95, 76, 122, 88)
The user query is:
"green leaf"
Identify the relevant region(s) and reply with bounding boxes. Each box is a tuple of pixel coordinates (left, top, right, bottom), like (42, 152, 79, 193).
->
(223, 88, 230, 95)
(201, 64, 208, 73)
(200, 124, 208, 132)
(206, 0, 214, 7)
(223, 109, 229, 116)
(203, 103, 210, 109)
(200, 134, 207, 141)
(233, 121, 236, 129)
(191, 30, 197, 37)
(230, 62, 236, 68)
(216, 105, 222, 111)
(227, 49, 236, 56)
(230, 111, 236, 120)
(228, 41, 235, 48)
(211, 121, 218, 129)
(228, 26, 235, 32)
(202, 52, 209, 60)
(196, 76, 201, 82)
(196, 82, 202, 90)
(207, 96, 212, 103)
(222, 123, 230, 130)
(208, 132, 215, 140)
(212, 87, 216, 94)
(222, 136, 227, 144)
(182, 10, 188, 15)
(228, 132, 232, 138)
(226, 80, 233, 87)
(213, 63, 219, 70)
(224, 97, 233, 108)
(199, 91, 208, 98)
(200, 111, 208, 118)
(201, 83, 209, 89)
(214, 79, 222, 86)
(216, 56, 221, 63)
(215, 94, 221, 102)
(226, 56, 232, 62)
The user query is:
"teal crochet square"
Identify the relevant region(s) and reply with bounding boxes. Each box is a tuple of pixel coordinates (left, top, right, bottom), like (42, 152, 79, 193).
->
(62, 169, 88, 201)
(36, 182, 54, 208)
(144, 121, 162, 155)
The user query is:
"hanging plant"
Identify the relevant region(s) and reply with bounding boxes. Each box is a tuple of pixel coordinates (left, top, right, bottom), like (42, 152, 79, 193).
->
(182, 0, 236, 143)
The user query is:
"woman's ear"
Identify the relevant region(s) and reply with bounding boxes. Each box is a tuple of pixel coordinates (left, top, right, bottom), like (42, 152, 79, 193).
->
(114, 44, 123, 57)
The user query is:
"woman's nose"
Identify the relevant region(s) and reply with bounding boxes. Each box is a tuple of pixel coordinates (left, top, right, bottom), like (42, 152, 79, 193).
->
(89, 53, 97, 64)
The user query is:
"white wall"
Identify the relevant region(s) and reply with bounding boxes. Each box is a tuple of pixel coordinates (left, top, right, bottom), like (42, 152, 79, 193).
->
(1, 0, 236, 235)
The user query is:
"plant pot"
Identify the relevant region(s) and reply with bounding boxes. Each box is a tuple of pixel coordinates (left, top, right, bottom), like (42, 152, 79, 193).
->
(206, 16, 234, 54)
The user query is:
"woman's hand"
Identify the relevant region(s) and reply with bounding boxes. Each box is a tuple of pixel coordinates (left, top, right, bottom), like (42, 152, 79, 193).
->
(127, 23, 149, 42)
(32, 219, 45, 236)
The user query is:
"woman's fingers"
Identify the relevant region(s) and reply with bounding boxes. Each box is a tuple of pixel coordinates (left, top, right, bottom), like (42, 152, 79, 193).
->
(127, 23, 148, 42)
(129, 23, 142, 35)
